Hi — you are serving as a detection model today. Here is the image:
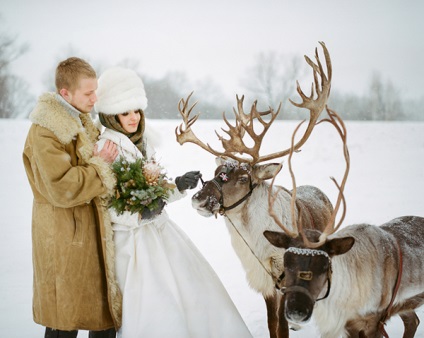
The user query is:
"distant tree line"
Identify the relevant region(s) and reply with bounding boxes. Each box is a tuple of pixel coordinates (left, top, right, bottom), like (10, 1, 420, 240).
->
(240, 52, 423, 121)
(0, 24, 422, 121)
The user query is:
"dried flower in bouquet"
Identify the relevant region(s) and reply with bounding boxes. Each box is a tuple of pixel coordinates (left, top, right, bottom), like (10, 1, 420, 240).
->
(110, 156, 176, 215)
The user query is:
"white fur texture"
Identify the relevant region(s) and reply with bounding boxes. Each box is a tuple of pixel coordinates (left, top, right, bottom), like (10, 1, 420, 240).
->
(224, 183, 295, 297)
(95, 67, 148, 115)
(313, 220, 424, 337)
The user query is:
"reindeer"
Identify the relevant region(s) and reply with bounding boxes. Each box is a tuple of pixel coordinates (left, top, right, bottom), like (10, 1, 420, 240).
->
(175, 42, 338, 338)
(263, 110, 424, 337)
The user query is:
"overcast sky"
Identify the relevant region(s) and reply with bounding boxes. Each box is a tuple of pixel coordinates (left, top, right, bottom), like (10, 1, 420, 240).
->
(1, 0, 423, 101)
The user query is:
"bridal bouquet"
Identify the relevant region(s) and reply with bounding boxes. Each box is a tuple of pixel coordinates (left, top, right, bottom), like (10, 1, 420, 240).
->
(110, 156, 176, 215)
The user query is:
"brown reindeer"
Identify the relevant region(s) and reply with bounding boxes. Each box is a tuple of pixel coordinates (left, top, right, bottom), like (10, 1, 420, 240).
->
(175, 42, 338, 338)
(263, 110, 424, 337)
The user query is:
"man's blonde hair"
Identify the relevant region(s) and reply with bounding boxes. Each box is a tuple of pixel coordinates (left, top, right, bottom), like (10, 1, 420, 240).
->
(55, 57, 96, 93)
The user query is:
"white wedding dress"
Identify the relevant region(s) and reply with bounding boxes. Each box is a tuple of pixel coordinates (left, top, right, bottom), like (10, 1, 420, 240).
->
(98, 128, 252, 338)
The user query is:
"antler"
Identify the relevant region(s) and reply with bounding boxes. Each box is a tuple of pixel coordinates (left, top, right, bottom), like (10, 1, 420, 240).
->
(218, 98, 281, 163)
(175, 92, 221, 156)
(176, 92, 279, 163)
(316, 108, 349, 239)
(259, 41, 332, 162)
(176, 41, 332, 165)
(268, 107, 350, 248)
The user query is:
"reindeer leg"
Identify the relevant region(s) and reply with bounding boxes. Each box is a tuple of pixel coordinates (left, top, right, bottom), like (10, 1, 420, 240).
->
(265, 295, 278, 338)
(277, 293, 289, 338)
(264, 293, 289, 338)
(400, 311, 420, 338)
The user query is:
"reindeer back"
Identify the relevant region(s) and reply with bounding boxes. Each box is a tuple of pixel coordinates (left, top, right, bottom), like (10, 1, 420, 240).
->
(295, 185, 334, 232)
(381, 216, 424, 297)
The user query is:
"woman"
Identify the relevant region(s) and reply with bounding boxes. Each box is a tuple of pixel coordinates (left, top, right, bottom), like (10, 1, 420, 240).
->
(95, 67, 252, 338)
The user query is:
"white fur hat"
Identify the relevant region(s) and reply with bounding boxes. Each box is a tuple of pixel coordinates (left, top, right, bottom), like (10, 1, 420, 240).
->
(95, 67, 148, 115)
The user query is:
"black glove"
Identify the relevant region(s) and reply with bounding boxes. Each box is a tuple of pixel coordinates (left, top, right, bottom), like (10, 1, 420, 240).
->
(141, 198, 166, 220)
(175, 171, 202, 192)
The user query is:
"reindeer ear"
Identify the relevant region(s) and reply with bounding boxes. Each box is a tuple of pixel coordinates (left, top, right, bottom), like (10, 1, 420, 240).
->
(324, 237, 355, 257)
(254, 163, 282, 180)
(263, 230, 292, 249)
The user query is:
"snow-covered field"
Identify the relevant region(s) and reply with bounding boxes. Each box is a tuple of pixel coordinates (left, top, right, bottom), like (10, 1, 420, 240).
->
(1, 118, 423, 337)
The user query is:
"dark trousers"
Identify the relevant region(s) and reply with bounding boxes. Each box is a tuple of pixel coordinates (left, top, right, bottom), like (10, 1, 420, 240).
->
(45, 327, 116, 338)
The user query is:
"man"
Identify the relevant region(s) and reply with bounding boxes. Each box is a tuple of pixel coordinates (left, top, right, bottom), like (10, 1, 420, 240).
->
(23, 57, 122, 338)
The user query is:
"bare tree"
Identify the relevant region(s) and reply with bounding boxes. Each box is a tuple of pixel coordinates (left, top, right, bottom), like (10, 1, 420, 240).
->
(366, 72, 405, 120)
(240, 51, 307, 117)
(143, 71, 190, 119)
(144, 71, 230, 119)
(0, 23, 34, 118)
(382, 79, 404, 120)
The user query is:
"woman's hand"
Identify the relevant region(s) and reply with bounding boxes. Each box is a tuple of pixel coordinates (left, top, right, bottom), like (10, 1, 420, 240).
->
(175, 171, 202, 191)
(140, 198, 166, 220)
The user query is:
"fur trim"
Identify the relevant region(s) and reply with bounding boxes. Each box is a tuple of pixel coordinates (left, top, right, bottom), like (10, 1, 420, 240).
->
(101, 208, 123, 328)
(89, 156, 116, 199)
(93, 116, 105, 133)
(90, 141, 122, 327)
(30, 93, 100, 166)
(90, 136, 122, 328)
(80, 113, 100, 144)
(30, 93, 84, 145)
(95, 67, 148, 115)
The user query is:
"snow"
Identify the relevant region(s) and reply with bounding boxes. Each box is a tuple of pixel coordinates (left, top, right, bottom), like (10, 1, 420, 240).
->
(1, 118, 423, 337)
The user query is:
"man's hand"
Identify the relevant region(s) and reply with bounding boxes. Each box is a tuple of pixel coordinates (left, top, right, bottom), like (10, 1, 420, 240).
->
(93, 140, 118, 164)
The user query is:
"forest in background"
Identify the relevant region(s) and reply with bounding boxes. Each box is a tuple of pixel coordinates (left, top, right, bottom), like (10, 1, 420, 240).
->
(1, 26, 423, 121)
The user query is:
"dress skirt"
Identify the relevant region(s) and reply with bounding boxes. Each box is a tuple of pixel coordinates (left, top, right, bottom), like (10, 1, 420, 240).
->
(113, 211, 253, 338)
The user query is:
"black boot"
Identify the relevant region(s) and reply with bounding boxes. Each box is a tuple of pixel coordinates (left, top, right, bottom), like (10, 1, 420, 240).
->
(45, 327, 78, 338)
(88, 328, 116, 338)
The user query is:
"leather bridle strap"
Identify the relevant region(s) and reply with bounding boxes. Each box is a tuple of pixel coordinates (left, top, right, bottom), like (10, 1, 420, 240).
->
(219, 183, 258, 214)
(378, 239, 403, 338)
(283, 285, 314, 300)
(203, 170, 258, 214)
(276, 272, 332, 302)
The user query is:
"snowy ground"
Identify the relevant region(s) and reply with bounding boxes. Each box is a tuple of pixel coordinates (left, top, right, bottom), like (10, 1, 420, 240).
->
(1, 118, 423, 337)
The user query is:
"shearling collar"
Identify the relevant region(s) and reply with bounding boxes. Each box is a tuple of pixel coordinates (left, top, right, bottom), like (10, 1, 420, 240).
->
(30, 92, 99, 145)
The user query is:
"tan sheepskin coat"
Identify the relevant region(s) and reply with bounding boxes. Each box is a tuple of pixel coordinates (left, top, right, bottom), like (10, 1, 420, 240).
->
(22, 93, 122, 331)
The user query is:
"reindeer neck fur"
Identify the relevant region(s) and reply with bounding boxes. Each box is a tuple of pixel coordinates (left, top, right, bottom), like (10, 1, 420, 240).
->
(313, 217, 424, 337)
(223, 182, 296, 296)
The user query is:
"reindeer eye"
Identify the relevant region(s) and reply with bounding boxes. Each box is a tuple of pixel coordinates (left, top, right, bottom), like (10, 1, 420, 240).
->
(238, 175, 249, 184)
